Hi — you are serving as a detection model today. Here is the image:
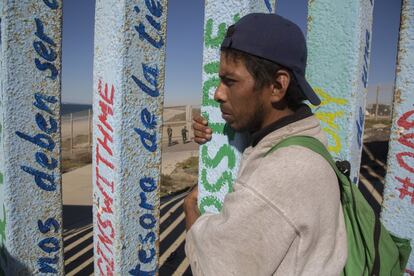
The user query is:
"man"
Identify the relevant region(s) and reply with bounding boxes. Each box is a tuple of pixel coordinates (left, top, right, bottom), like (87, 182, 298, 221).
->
(167, 125, 172, 146)
(184, 13, 347, 275)
(181, 125, 188, 144)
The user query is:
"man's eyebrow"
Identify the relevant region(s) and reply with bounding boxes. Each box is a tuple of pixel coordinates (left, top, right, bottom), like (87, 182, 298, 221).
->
(219, 73, 237, 79)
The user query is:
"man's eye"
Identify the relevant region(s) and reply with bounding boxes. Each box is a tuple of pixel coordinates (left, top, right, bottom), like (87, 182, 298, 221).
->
(223, 78, 235, 86)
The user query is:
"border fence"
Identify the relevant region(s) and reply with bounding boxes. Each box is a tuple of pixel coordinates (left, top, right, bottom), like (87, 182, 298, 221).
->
(62, 110, 92, 156)
(61, 105, 196, 157)
(0, 0, 412, 275)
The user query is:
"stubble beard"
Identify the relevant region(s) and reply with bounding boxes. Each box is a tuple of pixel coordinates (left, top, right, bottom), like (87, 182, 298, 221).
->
(237, 100, 265, 133)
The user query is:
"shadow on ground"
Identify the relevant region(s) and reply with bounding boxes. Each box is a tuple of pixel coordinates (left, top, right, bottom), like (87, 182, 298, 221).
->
(60, 140, 390, 275)
(63, 205, 93, 232)
(359, 140, 389, 215)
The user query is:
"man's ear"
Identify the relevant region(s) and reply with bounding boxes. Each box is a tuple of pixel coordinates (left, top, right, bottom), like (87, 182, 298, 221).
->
(270, 69, 291, 103)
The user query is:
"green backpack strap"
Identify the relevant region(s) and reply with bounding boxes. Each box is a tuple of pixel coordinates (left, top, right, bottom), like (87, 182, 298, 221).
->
(266, 135, 333, 163)
(266, 135, 413, 275)
(265, 135, 379, 275)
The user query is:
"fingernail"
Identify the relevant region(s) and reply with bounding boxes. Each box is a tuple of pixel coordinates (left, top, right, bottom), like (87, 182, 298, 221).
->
(206, 134, 212, 139)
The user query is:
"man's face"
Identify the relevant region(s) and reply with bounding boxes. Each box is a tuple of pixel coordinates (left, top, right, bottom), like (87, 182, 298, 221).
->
(214, 53, 267, 132)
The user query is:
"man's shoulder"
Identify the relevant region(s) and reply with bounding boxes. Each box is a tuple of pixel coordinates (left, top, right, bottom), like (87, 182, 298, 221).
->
(245, 144, 338, 202)
(238, 116, 329, 186)
(242, 145, 340, 224)
(262, 143, 332, 176)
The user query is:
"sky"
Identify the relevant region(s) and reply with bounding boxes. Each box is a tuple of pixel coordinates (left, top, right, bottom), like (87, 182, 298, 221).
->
(62, 0, 402, 106)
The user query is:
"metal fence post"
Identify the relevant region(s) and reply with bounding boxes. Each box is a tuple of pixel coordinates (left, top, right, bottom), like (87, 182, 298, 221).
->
(1, 0, 64, 274)
(306, 0, 374, 184)
(382, 0, 414, 272)
(88, 109, 92, 148)
(70, 113, 74, 156)
(0, 1, 5, 274)
(93, 0, 168, 274)
(186, 105, 192, 139)
(198, 0, 276, 214)
(375, 85, 380, 120)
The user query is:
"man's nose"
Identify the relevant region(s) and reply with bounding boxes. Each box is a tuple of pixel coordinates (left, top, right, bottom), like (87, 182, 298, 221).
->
(214, 83, 227, 103)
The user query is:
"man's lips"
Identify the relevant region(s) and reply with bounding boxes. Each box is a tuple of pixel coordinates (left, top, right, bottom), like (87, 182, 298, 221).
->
(220, 108, 232, 121)
(220, 107, 231, 115)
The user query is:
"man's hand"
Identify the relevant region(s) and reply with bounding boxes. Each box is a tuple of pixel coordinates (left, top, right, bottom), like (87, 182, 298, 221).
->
(184, 185, 200, 231)
(192, 115, 212, 145)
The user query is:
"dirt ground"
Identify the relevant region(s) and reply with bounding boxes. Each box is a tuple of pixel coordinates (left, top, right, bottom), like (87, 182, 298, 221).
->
(363, 117, 392, 142)
(61, 136, 92, 173)
(160, 156, 198, 197)
(61, 132, 199, 197)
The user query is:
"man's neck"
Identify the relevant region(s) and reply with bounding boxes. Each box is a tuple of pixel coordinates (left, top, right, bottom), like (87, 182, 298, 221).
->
(251, 104, 313, 147)
(259, 107, 295, 131)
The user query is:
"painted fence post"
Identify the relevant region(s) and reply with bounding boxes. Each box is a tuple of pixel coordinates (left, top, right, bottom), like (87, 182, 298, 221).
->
(92, 0, 168, 275)
(0, 2, 5, 275)
(381, 0, 414, 273)
(186, 105, 192, 138)
(306, 0, 374, 184)
(199, 0, 276, 214)
(1, 0, 64, 274)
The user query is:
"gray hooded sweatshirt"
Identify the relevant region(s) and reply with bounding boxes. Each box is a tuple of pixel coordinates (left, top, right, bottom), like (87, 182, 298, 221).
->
(185, 115, 347, 275)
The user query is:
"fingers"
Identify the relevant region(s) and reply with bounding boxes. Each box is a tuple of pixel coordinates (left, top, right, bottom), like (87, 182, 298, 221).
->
(193, 123, 211, 135)
(193, 114, 208, 125)
(193, 130, 212, 144)
(194, 136, 208, 144)
(192, 115, 212, 145)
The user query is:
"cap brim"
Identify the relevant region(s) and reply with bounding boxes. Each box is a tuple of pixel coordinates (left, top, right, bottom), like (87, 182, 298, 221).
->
(293, 72, 321, 106)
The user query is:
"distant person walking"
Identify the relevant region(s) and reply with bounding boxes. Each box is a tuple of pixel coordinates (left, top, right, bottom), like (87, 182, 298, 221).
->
(181, 126, 188, 144)
(167, 125, 173, 146)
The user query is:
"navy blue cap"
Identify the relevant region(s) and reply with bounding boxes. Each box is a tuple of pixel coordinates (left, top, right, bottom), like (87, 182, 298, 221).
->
(221, 13, 321, 106)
